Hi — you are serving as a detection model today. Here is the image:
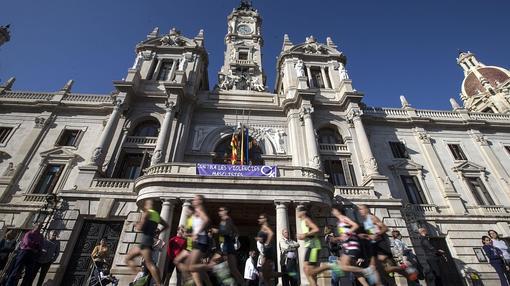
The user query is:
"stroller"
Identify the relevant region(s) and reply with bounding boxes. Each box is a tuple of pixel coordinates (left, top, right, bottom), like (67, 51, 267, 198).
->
(89, 262, 119, 286)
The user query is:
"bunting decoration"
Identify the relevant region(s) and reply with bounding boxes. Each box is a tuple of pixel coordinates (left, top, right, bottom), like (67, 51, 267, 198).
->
(230, 132, 238, 165)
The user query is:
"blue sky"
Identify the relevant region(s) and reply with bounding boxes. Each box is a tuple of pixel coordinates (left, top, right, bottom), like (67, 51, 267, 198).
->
(1, 0, 509, 110)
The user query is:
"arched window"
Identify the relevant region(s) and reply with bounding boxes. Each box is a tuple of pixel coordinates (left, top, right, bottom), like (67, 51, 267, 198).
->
(132, 120, 160, 137)
(213, 136, 264, 165)
(318, 127, 343, 144)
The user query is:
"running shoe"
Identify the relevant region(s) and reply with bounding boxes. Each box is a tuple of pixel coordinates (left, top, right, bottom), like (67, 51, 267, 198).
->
(133, 275, 149, 286)
(329, 263, 344, 277)
(363, 267, 377, 285)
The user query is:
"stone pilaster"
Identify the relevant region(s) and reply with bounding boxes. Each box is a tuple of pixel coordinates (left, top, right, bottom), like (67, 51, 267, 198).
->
(470, 131, 510, 194)
(275, 201, 289, 285)
(347, 109, 379, 177)
(300, 106, 321, 170)
(151, 102, 176, 166)
(90, 101, 122, 166)
(295, 203, 308, 286)
(157, 198, 177, 276)
(414, 128, 466, 214)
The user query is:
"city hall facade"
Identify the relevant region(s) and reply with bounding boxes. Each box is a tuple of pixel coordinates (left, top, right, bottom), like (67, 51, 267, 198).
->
(1, 2, 510, 285)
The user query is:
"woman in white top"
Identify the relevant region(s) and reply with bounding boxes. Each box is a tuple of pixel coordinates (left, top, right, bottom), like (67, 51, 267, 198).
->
(489, 230, 510, 264)
(186, 195, 210, 286)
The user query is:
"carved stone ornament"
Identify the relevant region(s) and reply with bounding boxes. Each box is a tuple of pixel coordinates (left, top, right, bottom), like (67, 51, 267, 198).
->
(141, 50, 154, 61)
(364, 157, 378, 174)
(416, 132, 431, 144)
(295, 60, 305, 77)
(34, 117, 46, 128)
(2, 162, 15, 177)
(90, 147, 103, 164)
(160, 28, 186, 47)
(300, 106, 314, 118)
(473, 134, 488, 146)
(302, 36, 328, 55)
(151, 150, 163, 165)
(309, 155, 322, 169)
(346, 109, 362, 124)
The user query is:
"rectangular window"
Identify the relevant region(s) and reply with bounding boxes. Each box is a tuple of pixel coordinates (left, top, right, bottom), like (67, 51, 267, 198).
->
(0, 127, 13, 144)
(448, 144, 467, 160)
(400, 175, 427, 204)
(467, 177, 495, 205)
(33, 164, 64, 194)
(310, 68, 325, 88)
(116, 152, 151, 179)
(238, 50, 249, 60)
(157, 61, 174, 81)
(505, 146, 510, 155)
(389, 141, 409, 159)
(324, 160, 347, 186)
(348, 163, 358, 186)
(57, 129, 81, 147)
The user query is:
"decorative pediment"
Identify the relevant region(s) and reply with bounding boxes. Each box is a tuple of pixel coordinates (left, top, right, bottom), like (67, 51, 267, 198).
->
(388, 160, 424, 172)
(287, 37, 343, 57)
(137, 28, 199, 49)
(452, 161, 486, 173)
(40, 147, 79, 160)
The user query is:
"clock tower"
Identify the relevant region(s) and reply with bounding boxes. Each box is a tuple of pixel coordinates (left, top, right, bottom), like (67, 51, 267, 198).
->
(217, 1, 266, 92)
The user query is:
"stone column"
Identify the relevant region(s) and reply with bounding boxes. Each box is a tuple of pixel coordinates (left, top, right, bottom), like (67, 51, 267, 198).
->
(275, 201, 290, 286)
(90, 101, 122, 166)
(295, 203, 308, 285)
(471, 132, 510, 193)
(169, 60, 178, 81)
(320, 67, 330, 89)
(414, 128, 466, 214)
(158, 198, 176, 277)
(151, 102, 176, 165)
(300, 106, 321, 170)
(306, 65, 313, 88)
(348, 110, 379, 177)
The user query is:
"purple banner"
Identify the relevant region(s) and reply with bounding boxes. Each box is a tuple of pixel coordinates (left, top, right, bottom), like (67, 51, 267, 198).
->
(196, 163, 277, 177)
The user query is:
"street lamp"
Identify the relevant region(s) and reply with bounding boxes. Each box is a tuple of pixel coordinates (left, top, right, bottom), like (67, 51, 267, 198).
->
(34, 193, 61, 234)
(0, 25, 10, 47)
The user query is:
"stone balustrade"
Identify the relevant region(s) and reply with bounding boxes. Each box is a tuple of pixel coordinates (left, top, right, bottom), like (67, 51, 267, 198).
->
(1, 91, 54, 101)
(23, 194, 50, 203)
(91, 178, 135, 191)
(234, 59, 253, 65)
(124, 136, 157, 147)
(363, 107, 510, 124)
(478, 205, 508, 214)
(62, 94, 113, 103)
(334, 186, 375, 199)
(318, 143, 349, 154)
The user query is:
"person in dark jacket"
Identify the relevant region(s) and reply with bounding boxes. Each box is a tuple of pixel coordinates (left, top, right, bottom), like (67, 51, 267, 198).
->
(34, 230, 60, 286)
(6, 223, 44, 286)
(418, 228, 444, 286)
(0, 230, 16, 270)
(482, 235, 510, 286)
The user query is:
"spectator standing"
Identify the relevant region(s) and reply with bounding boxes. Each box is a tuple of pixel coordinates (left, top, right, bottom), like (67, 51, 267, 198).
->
(91, 238, 109, 270)
(324, 225, 341, 286)
(244, 250, 258, 286)
(489, 230, 510, 265)
(5, 222, 44, 286)
(279, 228, 299, 286)
(34, 230, 60, 286)
(164, 226, 186, 285)
(0, 230, 16, 270)
(482, 235, 510, 286)
(418, 228, 444, 286)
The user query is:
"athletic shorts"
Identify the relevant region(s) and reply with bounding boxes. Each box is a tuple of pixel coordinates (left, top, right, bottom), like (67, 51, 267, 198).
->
(304, 247, 321, 265)
(372, 235, 393, 257)
(342, 238, 361, 258)
(140, 233, 154, 250)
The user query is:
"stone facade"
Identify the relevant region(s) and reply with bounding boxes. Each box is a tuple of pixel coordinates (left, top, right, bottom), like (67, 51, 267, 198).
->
(0, 2, 510, 286)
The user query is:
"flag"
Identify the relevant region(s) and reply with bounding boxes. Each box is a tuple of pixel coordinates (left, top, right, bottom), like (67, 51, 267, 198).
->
(245, 126, 249, 164)
(240, 125, 245, 165)
(230, 132, 238, 165)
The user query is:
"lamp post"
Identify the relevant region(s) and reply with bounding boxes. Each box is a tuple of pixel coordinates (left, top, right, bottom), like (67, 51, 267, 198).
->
(35, 193, 61, 235)
(0, 25, 10, 47)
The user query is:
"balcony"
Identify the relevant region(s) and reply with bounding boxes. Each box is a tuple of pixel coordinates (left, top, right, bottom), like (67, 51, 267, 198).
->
(318, 143, 349, 155)
(467, 205, 509, 216)
(123, 136, 157, 148)
(135, 163, 333, 204)
(334, 186, 376, 200)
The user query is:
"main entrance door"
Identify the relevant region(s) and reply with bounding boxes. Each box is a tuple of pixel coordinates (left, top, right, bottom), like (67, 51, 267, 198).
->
(62, 220, 123, 286)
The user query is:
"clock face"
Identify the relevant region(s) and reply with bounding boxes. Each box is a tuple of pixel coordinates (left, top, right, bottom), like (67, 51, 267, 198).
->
(237, 25, 252, 35)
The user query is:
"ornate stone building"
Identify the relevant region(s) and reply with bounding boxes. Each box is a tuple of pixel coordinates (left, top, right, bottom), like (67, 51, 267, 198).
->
(0, 1, 509, 285)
